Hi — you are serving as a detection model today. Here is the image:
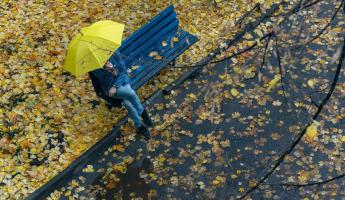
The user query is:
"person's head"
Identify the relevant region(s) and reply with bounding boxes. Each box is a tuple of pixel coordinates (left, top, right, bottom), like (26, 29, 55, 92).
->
(103, 61, 113, 71)
(103, 61, 116, 75)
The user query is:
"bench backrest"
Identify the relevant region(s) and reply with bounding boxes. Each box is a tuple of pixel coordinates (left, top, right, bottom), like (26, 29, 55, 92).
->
(117, 5, 179, 66)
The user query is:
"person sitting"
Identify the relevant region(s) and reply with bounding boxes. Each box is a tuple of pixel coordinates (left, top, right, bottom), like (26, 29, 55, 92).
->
(88, 52, 153, 140)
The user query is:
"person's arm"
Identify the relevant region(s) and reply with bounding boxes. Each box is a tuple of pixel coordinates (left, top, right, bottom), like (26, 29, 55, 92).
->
(114, 51, 127, 69)
(110, 51, 129, 89)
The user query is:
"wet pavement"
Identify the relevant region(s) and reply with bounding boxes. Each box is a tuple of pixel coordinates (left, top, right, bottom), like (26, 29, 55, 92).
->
(43, 1, 345, 199)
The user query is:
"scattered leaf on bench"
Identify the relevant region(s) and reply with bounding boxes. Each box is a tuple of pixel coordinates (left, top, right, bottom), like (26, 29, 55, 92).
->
(149, 51, 158, 57)
(154, 55, 162, 60)
(131, 65, 140, 70)
(172, 37, 179, 42)
(162, 41, 168, 47)
(186, 38, 190, 45)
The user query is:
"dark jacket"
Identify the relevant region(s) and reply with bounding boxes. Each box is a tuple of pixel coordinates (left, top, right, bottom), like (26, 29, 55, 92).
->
(89, 68, 114, 97)
(89, 51, 131, 108)
(89, 69, 122, 108)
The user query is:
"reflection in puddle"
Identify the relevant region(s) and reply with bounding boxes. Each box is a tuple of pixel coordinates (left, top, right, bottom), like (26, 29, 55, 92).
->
(99, 157, 155, 199)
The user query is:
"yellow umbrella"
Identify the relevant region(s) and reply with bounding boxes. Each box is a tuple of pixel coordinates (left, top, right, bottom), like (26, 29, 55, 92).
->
(63, 20, 125, 76)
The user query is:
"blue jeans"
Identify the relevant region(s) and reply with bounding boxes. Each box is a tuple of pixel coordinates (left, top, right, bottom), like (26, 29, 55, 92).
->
(112, 84, 144, 128)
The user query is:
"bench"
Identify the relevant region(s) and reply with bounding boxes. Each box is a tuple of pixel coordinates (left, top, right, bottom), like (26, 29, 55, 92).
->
(94, 5, 198, 108)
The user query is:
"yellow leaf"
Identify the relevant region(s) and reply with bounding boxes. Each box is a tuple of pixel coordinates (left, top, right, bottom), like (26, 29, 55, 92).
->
(20, 140, 30, 149)
(212, 176, 225, 186)
(131, 65, 140, 70)
(266, 75, 281, 92)
(82, 165, 95, 173)
(158, 156, 166, 163)
(187, 93, 197, 101)
(149, 51, 158, 57)
(249, 180, 257, 187)
(230, 88, 239, 97)
(332, 27, 342, 33)
(124, 156, 134, 164)
(112, 144, 125, 152)
(243, 33, 253, 40)
(154, 55, 162, 60)
(199, 112, 208, 120)
(233, 66, 241, 74)
(340, 136, 345, 142)
(71, 180, 79, 187)
(305, 121, 320, 142)
(53, 87, 60, 93)
(212, 179, 219, 185)
(113, 164, 127, 173)
(172, 37, 179, 42)
(65, 190, 71, 197)
(298, 170, 309, 182)
(307, 79, 317, 88)
(190, 25, 199, 34)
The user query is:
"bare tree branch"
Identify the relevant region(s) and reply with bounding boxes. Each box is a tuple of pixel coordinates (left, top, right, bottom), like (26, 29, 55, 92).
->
(294, 0, 344, 50)
(259, 33, 272, 72)
(266, 172, 345, 187)
(274, 35, 289, 103)
(238, 37, 345, 199)
(235, 3, 260, 27)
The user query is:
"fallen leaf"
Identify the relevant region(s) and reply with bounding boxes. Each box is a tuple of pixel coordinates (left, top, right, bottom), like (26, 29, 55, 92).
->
(230, 88, 239, 97)
(266, 75, 281, 92)
(305, 120, 320, 142)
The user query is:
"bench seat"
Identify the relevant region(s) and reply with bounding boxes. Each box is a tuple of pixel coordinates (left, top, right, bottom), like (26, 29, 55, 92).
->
(111, 5, 198, 90)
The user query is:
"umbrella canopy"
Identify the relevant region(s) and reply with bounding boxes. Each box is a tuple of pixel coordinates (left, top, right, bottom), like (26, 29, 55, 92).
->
(63, 20, 125, 76)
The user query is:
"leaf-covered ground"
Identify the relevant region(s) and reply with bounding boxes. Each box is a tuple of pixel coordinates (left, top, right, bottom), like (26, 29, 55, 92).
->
(0, 0, 287, 199)
(38, 0, 344, 199)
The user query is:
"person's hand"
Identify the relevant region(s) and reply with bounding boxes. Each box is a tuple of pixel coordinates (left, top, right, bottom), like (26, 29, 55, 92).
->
(108, 86, 116, 97)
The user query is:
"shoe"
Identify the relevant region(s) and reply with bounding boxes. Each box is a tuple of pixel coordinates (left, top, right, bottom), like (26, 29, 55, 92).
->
(141, 109, 153, 127)
(137, 125, 151, 140)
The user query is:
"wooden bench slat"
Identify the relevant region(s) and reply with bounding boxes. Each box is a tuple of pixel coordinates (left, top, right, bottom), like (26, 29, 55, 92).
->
(130, 30, 198, 89)
(123, 19, 179, 65)
(128, 31, 182, 67)
(128, 30, 189, 71)
(121, 12, 177, 57)
(108, 5, 198, 91)
(118, 5, 175, 53)
(129, 30, 189, 78)
(130, 38, 196, 90)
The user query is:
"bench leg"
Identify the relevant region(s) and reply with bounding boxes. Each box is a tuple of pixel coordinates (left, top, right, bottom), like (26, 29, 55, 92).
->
(163, 60, 177, 95)
(162, 89, 171, 95)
